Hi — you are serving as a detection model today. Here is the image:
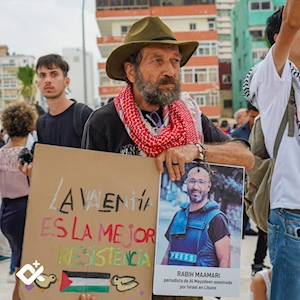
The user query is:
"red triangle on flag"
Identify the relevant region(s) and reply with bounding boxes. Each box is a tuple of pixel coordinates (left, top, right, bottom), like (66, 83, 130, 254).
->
(60, 271, 73, 291)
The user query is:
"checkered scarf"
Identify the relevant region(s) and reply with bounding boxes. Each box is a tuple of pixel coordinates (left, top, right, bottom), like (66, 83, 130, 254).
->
(114, 85, 199, 157)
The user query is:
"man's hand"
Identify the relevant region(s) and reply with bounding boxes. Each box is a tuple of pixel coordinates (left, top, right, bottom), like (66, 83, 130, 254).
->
(155, 144, 198, 181)
(18, 162, 33, 177)
(80, 294, 97, 300)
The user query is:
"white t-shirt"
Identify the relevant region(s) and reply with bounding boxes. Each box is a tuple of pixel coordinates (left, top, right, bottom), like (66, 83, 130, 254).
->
(244, 46, 300, 210)
(249, 269, 271, 300)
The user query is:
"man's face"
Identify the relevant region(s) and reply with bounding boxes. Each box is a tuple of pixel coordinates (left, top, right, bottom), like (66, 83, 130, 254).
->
(237, 110, 249, 127)
(248, 110, 259, 128)
(36, 65, 69, 100)
(133, 45, 182, 106)
(186, 168, 211, 203)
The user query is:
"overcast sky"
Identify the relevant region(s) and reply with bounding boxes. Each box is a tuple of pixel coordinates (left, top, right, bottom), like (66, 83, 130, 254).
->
(0, 0, 102, 100)
(0, 0, 101, 60)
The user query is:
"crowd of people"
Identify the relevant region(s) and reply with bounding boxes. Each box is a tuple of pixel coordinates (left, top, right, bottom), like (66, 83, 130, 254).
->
(1, 1, 300, 299)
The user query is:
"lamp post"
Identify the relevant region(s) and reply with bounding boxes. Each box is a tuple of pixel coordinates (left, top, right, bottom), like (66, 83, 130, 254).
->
(82, 0, 88, 105)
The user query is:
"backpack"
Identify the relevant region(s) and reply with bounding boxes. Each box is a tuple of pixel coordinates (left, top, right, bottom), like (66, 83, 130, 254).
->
(36, 101, 87, 144)
(244, 87, 295, 232)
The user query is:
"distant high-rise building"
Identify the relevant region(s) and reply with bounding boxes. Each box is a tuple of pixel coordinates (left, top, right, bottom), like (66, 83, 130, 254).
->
(95, 0, 221, 118)
(0, 46, 35, 112)
(231, 0, 285, 112)
(62, 48, 95, 109)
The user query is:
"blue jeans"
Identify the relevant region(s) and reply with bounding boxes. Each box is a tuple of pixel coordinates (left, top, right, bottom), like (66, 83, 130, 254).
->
(10, 254, 15, 274)
(268, 209, 300, 300)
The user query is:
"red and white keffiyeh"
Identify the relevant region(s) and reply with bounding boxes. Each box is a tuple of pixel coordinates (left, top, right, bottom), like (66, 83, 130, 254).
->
(114, 85, 202, 157)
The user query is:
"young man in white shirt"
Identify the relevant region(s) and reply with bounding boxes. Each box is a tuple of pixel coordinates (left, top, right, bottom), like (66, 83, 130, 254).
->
(243, 2, 300, 299)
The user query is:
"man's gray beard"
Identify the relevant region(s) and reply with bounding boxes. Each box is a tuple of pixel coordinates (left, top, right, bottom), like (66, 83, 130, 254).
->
(135, 69, 181, 106)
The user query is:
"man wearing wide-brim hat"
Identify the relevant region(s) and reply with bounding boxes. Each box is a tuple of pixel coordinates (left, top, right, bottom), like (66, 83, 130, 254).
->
(82, 17, 253, 299)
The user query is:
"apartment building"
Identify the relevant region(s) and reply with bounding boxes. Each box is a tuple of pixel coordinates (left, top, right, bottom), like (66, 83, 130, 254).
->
(0, 45, 35, 112)
(96, 0, 221, 118)
(231, 0, 285, 112)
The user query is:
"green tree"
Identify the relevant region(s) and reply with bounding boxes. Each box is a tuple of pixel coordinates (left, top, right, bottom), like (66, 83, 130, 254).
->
(17, 65, 36, 104)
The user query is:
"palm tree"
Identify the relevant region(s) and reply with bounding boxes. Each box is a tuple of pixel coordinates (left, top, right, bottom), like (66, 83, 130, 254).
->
(17, 65, 36, 104)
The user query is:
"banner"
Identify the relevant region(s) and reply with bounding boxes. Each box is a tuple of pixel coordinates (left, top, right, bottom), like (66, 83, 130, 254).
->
(18, 144, 160, 300)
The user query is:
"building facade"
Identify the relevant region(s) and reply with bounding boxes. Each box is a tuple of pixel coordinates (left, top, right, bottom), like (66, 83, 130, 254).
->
(0, 45, 35, 112)
(216, 0, 237, 118)
(62, 48, 95, 109)
(96, 0, 221, 118)
(231, 0, 285, 112)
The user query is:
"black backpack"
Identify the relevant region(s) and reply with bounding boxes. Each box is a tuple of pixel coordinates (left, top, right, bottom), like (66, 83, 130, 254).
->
(36, 101, 87, 144)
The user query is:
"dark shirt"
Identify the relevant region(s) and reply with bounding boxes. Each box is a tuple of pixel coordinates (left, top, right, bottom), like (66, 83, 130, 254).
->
(165, 208, 230, 244)
(82, 101, 230, 153)
(39, 102, 92, 148)
(231, 121, 251, 141)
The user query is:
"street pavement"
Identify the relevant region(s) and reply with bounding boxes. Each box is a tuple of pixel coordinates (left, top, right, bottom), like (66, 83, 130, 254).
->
(0, 234, 270, 300)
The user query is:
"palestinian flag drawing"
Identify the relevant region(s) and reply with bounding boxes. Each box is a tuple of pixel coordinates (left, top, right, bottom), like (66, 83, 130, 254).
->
(60, 271, 111, 293)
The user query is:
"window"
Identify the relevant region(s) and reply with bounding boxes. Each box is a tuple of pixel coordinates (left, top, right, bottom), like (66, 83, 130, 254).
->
(121, 25, 130, 35)
(208, 18, 216, 30)
(208, 93, 219, 106)
(224, 99, 232, 108)
(183, 69, 193, 83)
(209, 68, 218, 82)
(195, 42, 217, 56)
(250, 2, 259, 10)
(261, 2, 271, 9)
(189, 93, 206, 106)
(195, 68, 207, 83)
(189, 23, 196, 30)
(73, 56, 80, 63)
(222, 74, 231, 84)
(194, 95, 206, 106)
(182, 67, 218, 84)
(249, 29, 264, 41)
(249, 1, 272, 11)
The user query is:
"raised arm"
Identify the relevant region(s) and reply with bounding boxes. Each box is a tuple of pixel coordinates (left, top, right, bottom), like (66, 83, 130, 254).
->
(273, 1, 300, 76)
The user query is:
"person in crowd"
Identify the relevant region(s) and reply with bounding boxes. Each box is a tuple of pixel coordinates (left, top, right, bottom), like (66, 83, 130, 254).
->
(82, 15, 254, 300)
(220, 120, 229, 134)
(210, 118, 219, 128)
(234, 108, 249, 129)
(249, 269, 272, 300)
(0, 102, 37, 300)
(232, 103, 269, 275)
(19, 54, 93, 176)
(243, 2, 300, 299)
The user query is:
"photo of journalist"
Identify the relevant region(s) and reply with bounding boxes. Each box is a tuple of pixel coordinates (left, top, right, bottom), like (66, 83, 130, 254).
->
(161, 166, 231, 268)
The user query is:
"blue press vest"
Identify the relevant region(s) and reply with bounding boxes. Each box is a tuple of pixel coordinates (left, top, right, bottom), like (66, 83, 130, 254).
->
(168, 201, 224, 267)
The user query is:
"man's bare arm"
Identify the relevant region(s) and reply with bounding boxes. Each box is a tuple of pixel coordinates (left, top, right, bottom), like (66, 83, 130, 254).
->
(155, 141, 254, 181)
(215, 235, 230, 268)
(273, 1, 300, 76)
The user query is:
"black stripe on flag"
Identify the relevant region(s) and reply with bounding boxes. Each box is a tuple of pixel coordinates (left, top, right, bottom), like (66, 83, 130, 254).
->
(63, 271, 111, 279)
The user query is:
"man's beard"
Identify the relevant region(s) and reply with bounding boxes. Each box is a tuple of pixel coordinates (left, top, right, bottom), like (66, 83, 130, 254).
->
(188, 190, 208, 204)
(135, 68, 181, 106)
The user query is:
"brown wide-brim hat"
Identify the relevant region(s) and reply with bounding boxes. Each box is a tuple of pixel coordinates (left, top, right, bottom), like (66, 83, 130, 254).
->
(106, 16, 199, 81)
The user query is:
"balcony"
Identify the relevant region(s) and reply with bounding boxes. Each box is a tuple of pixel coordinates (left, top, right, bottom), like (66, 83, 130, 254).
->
(96, 0, 216, 11)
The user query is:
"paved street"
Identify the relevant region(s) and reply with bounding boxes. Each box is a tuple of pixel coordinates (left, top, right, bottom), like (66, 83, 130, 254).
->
(0, 234, 270, 300)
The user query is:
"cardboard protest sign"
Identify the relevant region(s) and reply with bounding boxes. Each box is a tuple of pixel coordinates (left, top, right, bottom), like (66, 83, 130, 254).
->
(18, 144, 160, 300)
(153, 162, 244, 298)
